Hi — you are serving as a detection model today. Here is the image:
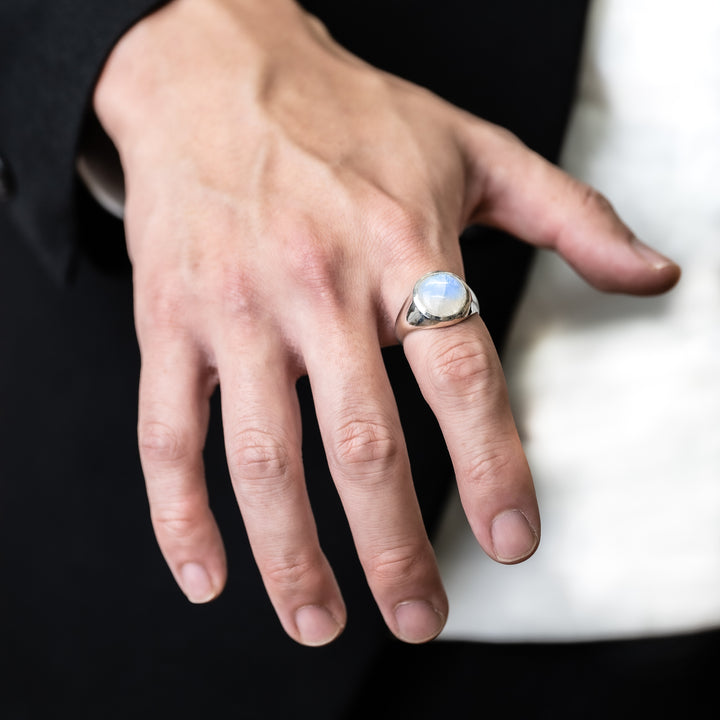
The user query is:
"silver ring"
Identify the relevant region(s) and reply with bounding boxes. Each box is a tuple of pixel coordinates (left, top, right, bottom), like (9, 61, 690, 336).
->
(395, 271, 480, 343)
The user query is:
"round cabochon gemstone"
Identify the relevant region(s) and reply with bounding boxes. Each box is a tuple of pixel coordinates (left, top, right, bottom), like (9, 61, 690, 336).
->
(415, 272, 468, 318)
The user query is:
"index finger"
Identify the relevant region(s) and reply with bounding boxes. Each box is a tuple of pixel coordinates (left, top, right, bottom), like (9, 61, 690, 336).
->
(462, 121, 681, 295)
(403, 314, 540, 564)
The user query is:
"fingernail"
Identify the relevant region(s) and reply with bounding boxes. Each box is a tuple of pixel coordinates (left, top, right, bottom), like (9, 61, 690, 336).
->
(491, 509, 539, 563)
(630, 237, 677, 271)
(394, 600, 445, 643)
(295, 605, 343, 647)
(180, 562, 216, 603)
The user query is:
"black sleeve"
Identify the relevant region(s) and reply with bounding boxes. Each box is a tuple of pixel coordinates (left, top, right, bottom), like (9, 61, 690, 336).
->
(0, 1, 169, 284)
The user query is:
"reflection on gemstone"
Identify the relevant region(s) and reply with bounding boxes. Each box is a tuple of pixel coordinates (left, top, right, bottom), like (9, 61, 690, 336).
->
(415, 272, 468, 318)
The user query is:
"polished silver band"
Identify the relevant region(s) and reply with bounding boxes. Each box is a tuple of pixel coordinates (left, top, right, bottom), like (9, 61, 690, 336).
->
(395, 271, 480, 343)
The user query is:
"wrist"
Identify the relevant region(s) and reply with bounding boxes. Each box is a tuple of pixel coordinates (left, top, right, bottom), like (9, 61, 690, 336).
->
(93, 0, 307, 151)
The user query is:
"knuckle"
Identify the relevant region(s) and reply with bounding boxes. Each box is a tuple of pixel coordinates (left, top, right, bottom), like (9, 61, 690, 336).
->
(578, 183, 614, 216)
(151, 499, 202, 543)
(283, 229, 344, 305)
(138, 283, 187, 334)
(427, 337, 494, 396)
(263, 554, 318, 592)
(220, 266, 260, 319)
(228, 428, 291, 484)
(368, 544, 426, 585)
(374, 198, 435, 247)
(305, 12, 331, 39)
(333, 418, 399, 474)
(139, 420, 190, 465)
(492, 125, 522, 147)
(473, 118, 523, 150)
(471, 119, 525, 159)
(464, 446, 515, 489)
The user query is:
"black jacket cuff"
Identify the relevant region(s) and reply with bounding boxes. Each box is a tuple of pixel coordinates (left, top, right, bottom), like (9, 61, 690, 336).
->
(0, 0, 170, 284)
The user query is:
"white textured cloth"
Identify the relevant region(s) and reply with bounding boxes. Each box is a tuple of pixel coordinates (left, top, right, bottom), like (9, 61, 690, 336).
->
(435, 0, 720, 641)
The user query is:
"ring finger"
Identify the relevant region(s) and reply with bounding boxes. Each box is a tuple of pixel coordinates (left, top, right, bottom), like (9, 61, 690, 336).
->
(393, 269, 540, 564)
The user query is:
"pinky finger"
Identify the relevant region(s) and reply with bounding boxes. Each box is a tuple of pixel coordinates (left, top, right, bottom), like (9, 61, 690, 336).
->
(137, 337, 226, 603)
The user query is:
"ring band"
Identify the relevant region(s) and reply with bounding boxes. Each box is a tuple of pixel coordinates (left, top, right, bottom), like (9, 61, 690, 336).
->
(395, 271, 479, 343)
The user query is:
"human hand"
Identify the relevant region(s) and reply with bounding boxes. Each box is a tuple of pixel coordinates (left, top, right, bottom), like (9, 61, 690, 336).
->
(93, 0, 680, 645)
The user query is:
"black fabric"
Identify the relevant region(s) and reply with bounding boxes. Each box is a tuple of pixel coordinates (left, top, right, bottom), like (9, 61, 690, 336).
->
(347, 629, 720, 719)
(0, 0, 170, 284)
(0, 1, 589, 717)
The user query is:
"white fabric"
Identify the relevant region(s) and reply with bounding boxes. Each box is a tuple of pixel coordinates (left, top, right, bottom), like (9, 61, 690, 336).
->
(76, 122, 125, 220)
(435, 0, 720, 641)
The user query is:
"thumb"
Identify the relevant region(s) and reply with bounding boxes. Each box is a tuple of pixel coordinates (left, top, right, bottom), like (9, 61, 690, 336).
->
(463, 122, 681, 296)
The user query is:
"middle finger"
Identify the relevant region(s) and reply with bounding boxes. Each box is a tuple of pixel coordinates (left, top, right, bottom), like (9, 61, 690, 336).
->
(303, 319, 448, 643)
(216, 327, 346, 647)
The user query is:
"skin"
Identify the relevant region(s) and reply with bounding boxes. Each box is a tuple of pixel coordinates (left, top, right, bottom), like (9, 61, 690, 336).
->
(93, 0, 680, 646)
